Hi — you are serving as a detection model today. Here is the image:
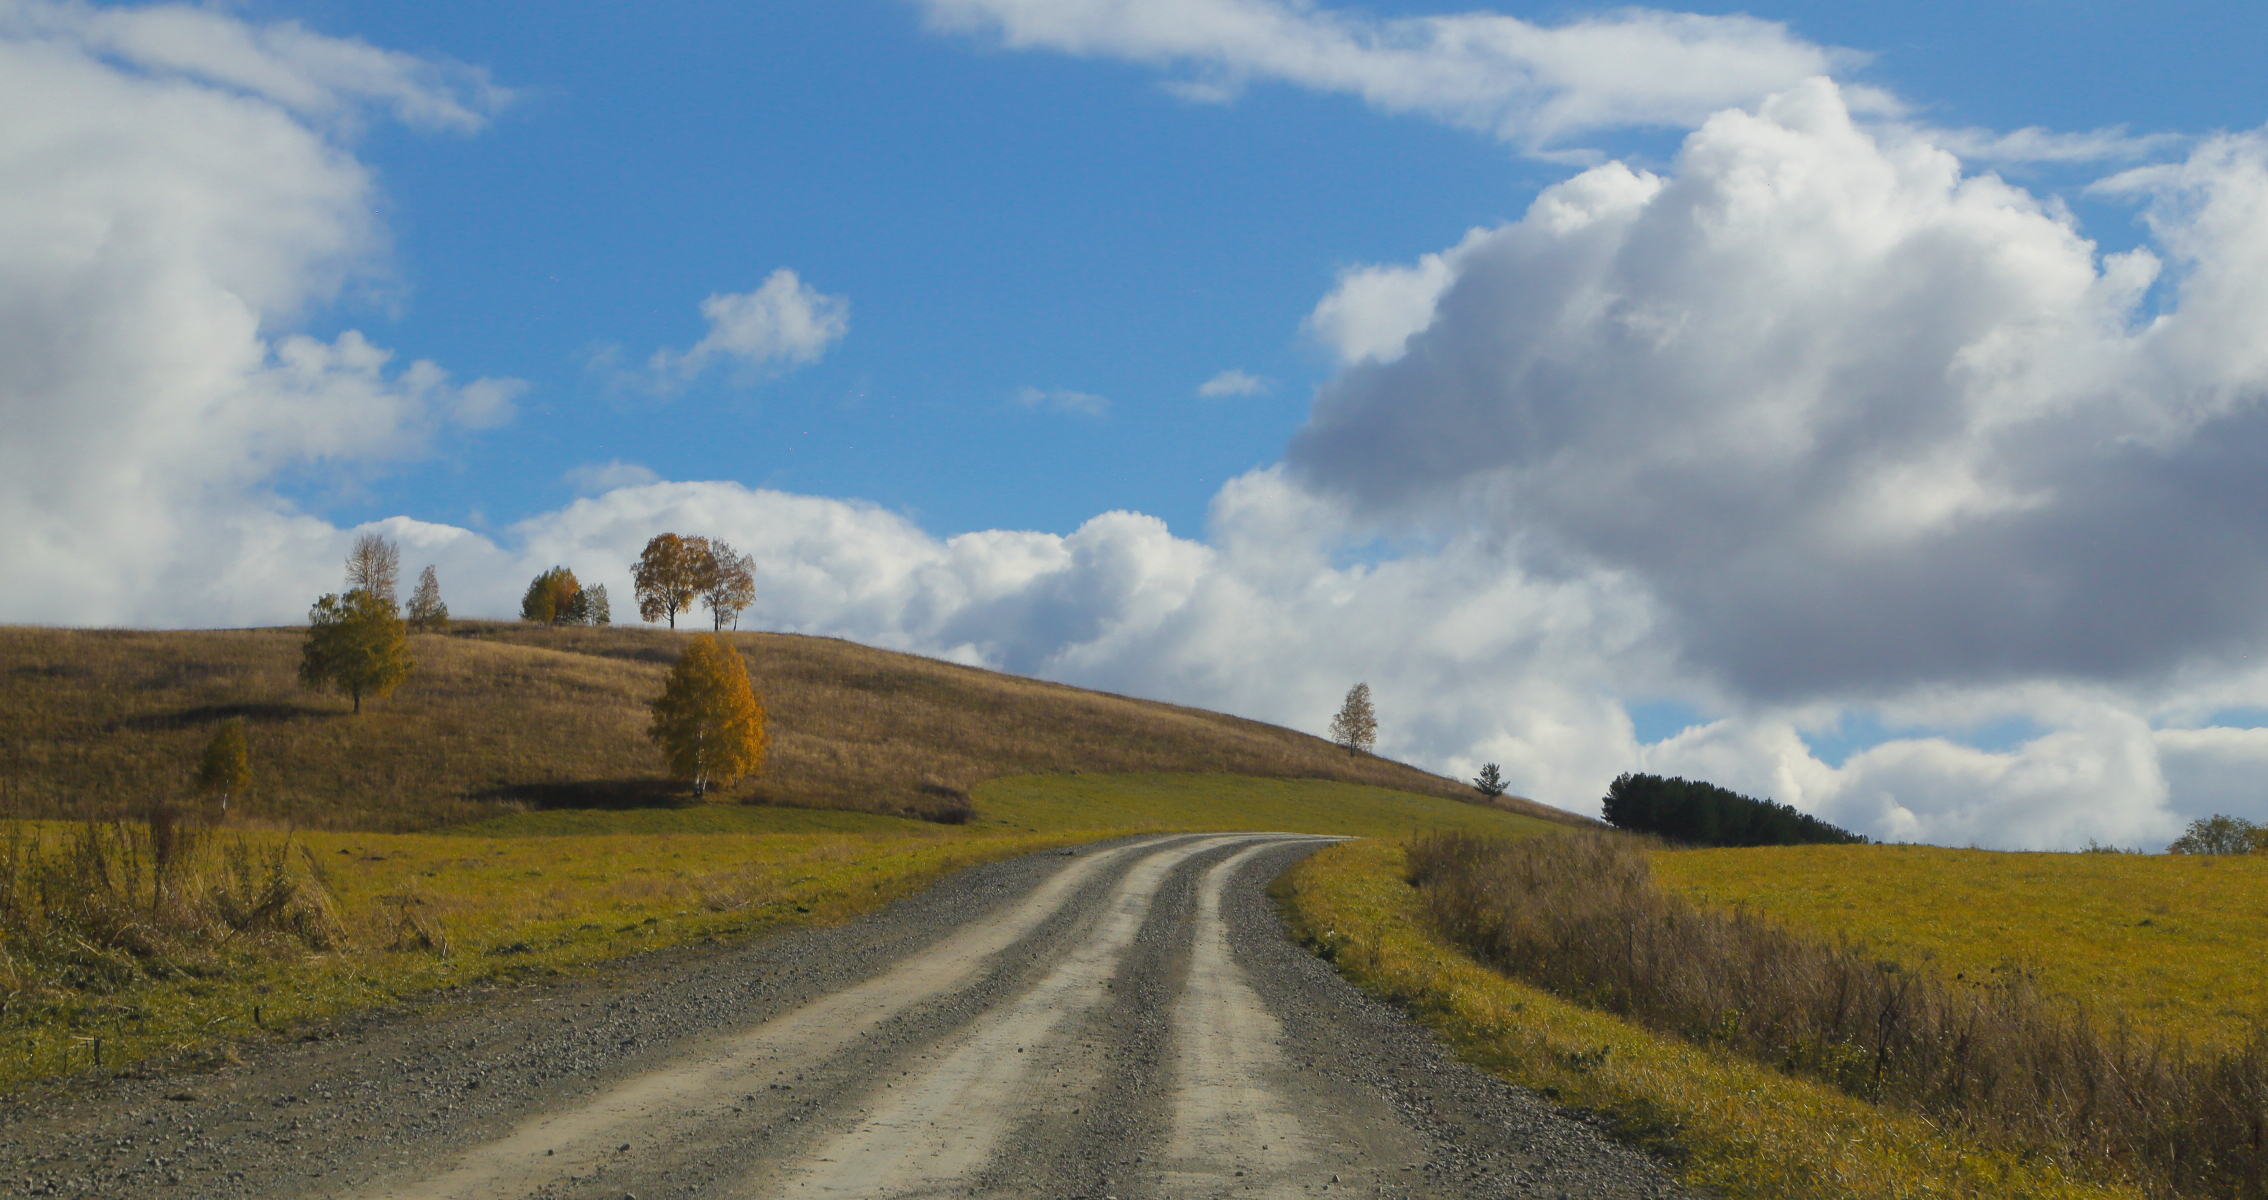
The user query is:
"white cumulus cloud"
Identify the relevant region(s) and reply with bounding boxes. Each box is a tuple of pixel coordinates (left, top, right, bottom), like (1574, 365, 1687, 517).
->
(0, 1, 523, 626)
(1291, 78, 2268, 706)
(647, 269, 850, 387)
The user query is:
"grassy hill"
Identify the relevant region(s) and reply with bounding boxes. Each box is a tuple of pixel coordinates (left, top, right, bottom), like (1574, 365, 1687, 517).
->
(0, 619, 1575, 1093)
(0, 621, 1578, 830)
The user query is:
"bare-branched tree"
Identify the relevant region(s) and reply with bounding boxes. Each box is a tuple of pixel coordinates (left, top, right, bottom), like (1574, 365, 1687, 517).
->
(345, 532, 401, 606)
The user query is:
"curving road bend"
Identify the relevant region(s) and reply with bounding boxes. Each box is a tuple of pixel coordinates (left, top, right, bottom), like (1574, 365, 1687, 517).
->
(1, 834, 1696, 1199)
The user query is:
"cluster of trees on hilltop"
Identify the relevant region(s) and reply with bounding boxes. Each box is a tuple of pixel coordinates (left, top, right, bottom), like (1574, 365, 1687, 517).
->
(1602, 772, 1867, 847)
(520, 566, 610, 626)
(283, 532, 768, 801)
(632, 533, 755, 630)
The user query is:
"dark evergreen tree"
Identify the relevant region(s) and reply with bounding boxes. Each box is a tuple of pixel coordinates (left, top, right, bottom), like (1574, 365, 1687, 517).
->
(1601, 773, 1867, 847)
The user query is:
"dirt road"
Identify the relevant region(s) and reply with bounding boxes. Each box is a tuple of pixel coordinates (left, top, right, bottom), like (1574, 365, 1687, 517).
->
(2, 834, 1694, 1198)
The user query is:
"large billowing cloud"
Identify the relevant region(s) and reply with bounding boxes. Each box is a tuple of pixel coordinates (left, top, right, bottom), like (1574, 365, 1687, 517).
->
(0, 0, 518, 625)
(1292, 78, 2268, 705)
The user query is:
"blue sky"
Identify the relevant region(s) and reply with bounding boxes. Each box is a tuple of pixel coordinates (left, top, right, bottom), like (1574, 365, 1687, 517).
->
(10, 0, 2268, 846)
(294, 0, 1552, 538)
(287, 0, 2257, 539)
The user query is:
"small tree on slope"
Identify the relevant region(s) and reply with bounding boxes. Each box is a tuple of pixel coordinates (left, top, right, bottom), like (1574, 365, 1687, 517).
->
(648, 634, 768, 797)
(196, 718, 253, 814)
(1330, 683, 1377, 755)
(299, 590, 412, 714)
(701, 542, 756, 630)
(406, 565, 448, 631)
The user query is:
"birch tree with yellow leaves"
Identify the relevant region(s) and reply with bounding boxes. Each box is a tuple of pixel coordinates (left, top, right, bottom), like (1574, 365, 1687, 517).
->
(647, 634, 767, 797)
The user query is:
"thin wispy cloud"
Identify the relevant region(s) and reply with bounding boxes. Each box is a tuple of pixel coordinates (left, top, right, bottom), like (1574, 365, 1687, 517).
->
(1015, 385, 1110, 416)
(1197, 368, 1267, 397)
(562, 460, 660, 495)
(0, 0, 511, 133)
(1917, 123, 2186, 165)
(918, 0, 1861, 153)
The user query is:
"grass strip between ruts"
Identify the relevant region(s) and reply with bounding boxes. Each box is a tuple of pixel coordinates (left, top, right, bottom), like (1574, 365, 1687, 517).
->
(1269, 838, 2142, 1200)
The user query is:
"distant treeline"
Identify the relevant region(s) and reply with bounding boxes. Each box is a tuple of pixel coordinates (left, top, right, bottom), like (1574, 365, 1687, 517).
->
(1603, 772, 1866, 847)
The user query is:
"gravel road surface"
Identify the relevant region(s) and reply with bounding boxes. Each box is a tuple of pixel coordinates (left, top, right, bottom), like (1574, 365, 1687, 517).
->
(2, 833, 1699, 1198)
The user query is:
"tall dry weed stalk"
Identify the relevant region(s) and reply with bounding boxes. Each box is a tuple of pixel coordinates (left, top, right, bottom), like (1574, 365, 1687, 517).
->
(0, 814, 343, 1006)
(1408, 831, 2268, 1198)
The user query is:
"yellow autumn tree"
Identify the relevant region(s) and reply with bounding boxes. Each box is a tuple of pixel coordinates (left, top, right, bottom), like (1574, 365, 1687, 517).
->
(647, 634, 767, 797)
(195, 718, 253, 813)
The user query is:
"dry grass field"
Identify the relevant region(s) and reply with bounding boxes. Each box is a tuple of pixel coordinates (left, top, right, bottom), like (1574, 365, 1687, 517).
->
(0, 621, 1571, 830)
(1650, 844, 2268, 1050)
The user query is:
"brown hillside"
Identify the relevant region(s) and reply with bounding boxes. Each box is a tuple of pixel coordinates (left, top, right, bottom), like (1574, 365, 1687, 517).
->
(0, 622, 1577, 831)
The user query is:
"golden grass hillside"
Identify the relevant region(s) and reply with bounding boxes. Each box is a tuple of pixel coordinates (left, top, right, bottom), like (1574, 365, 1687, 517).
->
(0, 622, 1575, 830)
(1651, 844, 2268, 1049)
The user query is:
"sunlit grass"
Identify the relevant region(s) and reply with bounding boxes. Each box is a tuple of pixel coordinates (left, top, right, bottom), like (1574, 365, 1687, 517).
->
(1650, 844, 2268, 1048)
(1272, 839, 2138, 1200)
